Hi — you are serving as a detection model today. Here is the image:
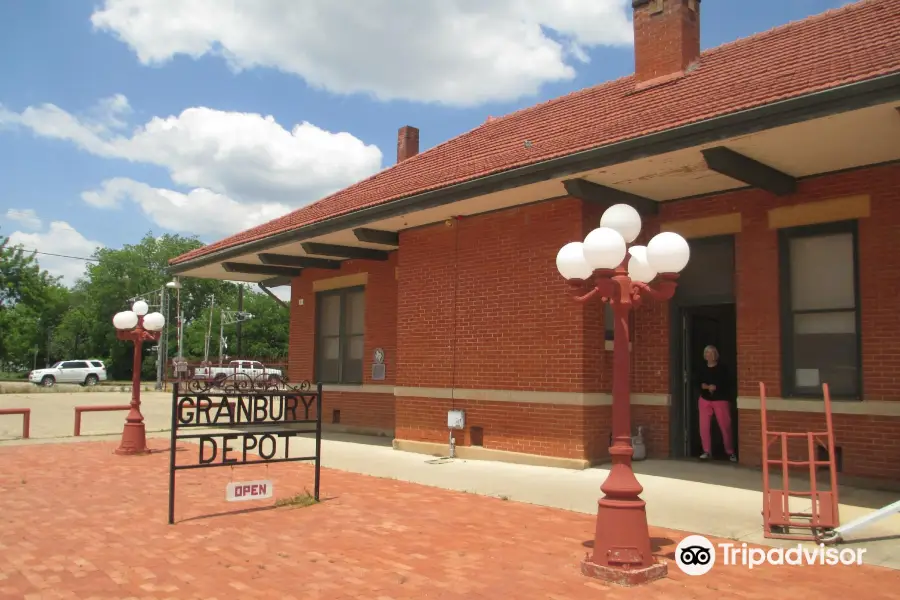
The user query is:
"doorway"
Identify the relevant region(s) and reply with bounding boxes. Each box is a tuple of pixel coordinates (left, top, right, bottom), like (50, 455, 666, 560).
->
(681, 304, 738, 460)
(667, 234, 738, 460)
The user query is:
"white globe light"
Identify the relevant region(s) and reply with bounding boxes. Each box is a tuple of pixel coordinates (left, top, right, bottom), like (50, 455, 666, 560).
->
(646, 232, 691, 274)
(556, 242, 593, 280)
(143, 312, 166, 332)
(132, 300, 149, 316)
(113, 311, 138, 330)
(583, 227, 627, 270)
(627, 245, 658, 283)
(600, 204, 643, 244)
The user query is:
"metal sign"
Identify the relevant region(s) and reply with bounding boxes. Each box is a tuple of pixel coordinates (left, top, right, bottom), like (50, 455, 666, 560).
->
(226, 480, 274, 502)
(168, 376, 323, 524)
(372, 347, 386, 381)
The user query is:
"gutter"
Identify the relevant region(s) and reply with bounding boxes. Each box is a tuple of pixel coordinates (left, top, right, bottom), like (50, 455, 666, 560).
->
(170, 71, 900, 274)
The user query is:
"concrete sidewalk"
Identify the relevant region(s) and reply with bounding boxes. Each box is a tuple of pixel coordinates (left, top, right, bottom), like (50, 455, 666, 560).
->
(2, 390, 898, 569)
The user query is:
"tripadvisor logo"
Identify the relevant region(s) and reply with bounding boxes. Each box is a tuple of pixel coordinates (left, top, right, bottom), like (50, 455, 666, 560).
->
(675, 535, 866, 575)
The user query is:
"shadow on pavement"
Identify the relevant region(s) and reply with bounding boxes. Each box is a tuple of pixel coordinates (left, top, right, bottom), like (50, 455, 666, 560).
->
(177, 495, 337, 524)
(625, 459, 896, 510)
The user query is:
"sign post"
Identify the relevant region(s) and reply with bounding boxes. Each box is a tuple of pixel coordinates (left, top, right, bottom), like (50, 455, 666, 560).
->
(168, 377, 323, 524)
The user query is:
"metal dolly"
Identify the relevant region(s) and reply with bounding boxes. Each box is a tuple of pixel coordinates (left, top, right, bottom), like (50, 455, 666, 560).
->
(760, 382, 840, 542)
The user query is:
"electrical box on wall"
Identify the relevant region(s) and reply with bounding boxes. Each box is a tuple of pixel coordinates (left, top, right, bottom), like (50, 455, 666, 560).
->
(447, 409, 465, 430)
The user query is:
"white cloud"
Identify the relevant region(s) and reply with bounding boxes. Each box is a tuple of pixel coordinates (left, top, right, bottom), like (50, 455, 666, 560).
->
(0, 94, 384, 238)
(5, 208, 42, 231)
(7, 221, 104, 286)
(81, 178, 291, 237)
(0, 96, 383, 207)
(90, 0, 633, 106)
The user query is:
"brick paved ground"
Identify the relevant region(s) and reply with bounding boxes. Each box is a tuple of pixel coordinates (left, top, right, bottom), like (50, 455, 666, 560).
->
(0, 441, 897, 599)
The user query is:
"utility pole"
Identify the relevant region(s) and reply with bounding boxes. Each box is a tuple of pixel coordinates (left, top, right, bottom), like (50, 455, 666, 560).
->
(156, 286, 165, 390)
(236, 284, 244, 358)
(218, 309, 254, 366)
(203, 296, 215, 363)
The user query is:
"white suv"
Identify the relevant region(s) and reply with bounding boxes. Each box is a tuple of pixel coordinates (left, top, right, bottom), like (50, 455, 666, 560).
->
(28, 360, 108, 387)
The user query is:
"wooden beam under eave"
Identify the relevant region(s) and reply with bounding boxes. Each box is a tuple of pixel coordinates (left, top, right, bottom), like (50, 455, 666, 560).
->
(562, 178, 658, 215)
(353, 228, 399, 246)
(221, 262, 303, 277)
(301, 242, 390, 261)
(258, 253, 341, 270)
(701, 146, 796, 196)
(259, 276, 293, 287)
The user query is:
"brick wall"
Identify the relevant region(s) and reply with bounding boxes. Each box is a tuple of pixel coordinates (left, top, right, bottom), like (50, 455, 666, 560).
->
(396, 199, 608, 392)
(648, 162, 900, 401)
(394, 199, 618, 460)
(739, 409, 900, 482)
(320, 390, 395, 433)
(395, 396, 612, 460)
(286, 162, 900, 480)
(630, 162, 900, 480)
(631, 405, 669, 459)
(288, 254, 398, 431)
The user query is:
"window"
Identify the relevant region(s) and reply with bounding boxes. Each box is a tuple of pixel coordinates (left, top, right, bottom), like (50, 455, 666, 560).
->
(780, 221, 860, 398)
(90, 361, 104, 368)
(315, 286, 365, 384)
(61, 361, 88, 369)
(604, 305, 615, 341)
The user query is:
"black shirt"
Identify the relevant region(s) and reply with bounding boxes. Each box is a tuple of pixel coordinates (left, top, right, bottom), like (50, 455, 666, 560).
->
(697, 362, 731, 402)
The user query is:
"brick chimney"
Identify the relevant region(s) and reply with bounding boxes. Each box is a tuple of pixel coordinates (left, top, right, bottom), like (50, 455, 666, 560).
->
(632, 0, 701, 86)
(397, 125, 419, 163)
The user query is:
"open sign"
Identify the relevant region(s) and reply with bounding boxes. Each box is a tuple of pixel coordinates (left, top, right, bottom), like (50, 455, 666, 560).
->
(226, 480, 273, 502)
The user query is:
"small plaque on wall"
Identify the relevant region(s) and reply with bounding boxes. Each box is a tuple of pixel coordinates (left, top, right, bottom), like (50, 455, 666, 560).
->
(372, 348, 386, 381)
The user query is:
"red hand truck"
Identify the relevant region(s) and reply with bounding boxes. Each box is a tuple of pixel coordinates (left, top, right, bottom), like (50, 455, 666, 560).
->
(760, 381, 840, 541)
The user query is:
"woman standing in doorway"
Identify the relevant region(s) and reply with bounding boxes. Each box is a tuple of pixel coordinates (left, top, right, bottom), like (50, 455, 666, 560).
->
(698, 345, 737, 462)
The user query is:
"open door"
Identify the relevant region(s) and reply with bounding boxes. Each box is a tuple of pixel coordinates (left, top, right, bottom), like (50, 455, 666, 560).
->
(680, 304, 738, 460)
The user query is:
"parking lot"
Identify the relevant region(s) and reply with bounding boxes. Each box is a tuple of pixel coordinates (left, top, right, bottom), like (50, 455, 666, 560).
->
(0, 388, 172, 441)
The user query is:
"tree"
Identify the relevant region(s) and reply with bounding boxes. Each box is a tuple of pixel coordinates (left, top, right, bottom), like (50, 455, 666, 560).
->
(0, 230, 72, 370)
(180, 284, 289, 365)
(72, 232, 238, 379)
(1, 229, 45, 308)
(2, 228, 291, 380)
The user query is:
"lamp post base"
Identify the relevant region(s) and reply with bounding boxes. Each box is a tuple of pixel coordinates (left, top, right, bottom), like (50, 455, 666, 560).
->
(115, 422, 149, 455)
(582, 459, 668, 586)
(581, 556, 667, 587)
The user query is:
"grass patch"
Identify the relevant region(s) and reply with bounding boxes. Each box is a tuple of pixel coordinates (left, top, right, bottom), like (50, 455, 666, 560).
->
(274, 489, 318, 509)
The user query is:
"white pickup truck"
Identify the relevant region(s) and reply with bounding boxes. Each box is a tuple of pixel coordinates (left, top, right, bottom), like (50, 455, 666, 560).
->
(192, 360, 283, 384)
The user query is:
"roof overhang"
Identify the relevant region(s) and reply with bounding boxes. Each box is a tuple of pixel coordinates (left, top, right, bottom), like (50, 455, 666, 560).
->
(171, 72, 900, 281)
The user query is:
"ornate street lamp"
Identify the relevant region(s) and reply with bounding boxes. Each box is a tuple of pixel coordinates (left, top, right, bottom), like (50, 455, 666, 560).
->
(112, 300, 165, 455)
(556, 203, 690, 586)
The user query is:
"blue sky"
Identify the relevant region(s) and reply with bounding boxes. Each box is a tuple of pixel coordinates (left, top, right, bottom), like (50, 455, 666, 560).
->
(0, 0, 854, 285)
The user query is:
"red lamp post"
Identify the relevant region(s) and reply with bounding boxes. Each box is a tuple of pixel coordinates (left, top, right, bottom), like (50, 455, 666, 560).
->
(113, 300, 165, 455)
(556, 204, 690, 586)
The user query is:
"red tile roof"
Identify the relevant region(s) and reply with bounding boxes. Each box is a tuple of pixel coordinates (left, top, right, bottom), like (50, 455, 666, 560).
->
(172, 0, 900, 266)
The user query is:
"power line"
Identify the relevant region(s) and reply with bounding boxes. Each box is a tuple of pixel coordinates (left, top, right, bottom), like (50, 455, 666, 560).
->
(14, 248, 99, 262)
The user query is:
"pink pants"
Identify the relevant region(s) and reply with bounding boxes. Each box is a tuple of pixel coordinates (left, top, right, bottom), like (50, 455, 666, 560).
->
(699, 398, 734, 455)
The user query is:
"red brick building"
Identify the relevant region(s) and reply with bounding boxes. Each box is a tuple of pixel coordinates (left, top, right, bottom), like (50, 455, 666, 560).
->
(171, 0, 900, 484)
